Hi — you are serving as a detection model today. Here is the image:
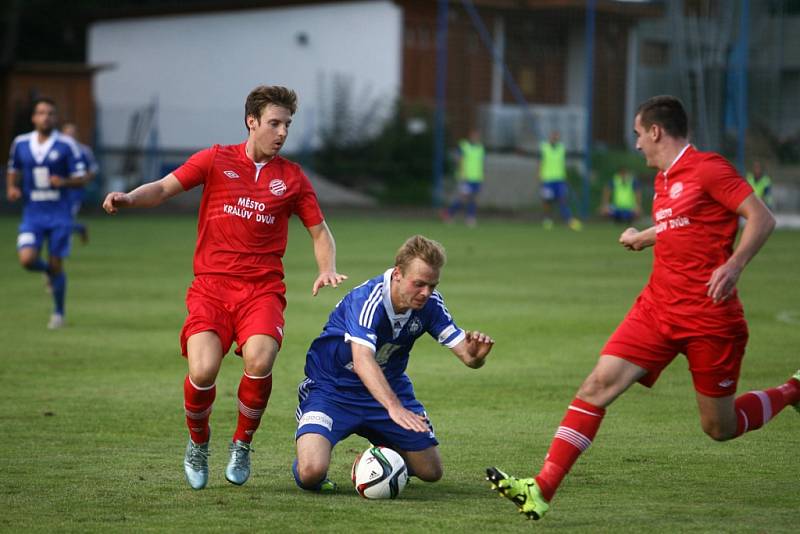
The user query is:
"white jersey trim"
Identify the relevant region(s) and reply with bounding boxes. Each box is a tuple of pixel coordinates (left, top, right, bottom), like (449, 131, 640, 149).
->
(344, 333, 376, 352)
(381, 268, 412, 336)
(358, 280, 384, 328)
(443, 330, 466, 349)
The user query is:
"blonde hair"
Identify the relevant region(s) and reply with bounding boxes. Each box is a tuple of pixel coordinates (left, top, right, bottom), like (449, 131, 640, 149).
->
(244, 85, 298, 130)
(394, 235, 446, 273)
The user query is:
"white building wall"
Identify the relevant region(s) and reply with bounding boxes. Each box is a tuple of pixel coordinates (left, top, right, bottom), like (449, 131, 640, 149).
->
(88, 1, 402, 155)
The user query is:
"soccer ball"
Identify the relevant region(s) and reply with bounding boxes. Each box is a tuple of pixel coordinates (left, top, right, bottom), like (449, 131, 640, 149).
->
(351, 446, 408, 499)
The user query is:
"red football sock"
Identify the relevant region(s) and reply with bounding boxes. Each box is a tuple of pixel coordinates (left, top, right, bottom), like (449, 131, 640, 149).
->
(184, 375, 216, 444)
(734, 377, 800, 436)
(233, 373, 273, 443)
(535, 397, 605, 501)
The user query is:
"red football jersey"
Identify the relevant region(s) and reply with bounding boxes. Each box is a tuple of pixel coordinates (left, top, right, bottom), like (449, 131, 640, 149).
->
(173, 142, 324, 282)
(641, 145, 753, 334)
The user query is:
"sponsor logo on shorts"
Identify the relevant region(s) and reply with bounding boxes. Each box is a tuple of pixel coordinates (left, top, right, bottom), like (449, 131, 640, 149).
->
(669, 181, 683, 199)
(718, 378, 735, 388)
(17, 232, 36, 248)
(224, 170, 240, 179)
(298, 410, 333, 431)
(269, 179, 287, 196)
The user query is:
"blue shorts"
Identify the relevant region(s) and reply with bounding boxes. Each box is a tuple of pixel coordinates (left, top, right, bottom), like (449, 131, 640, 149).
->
(540, 181, 568, 202)
(17, 219, 72, 258)
(458, 181, 482, 196)
(294, 378, 438, 452)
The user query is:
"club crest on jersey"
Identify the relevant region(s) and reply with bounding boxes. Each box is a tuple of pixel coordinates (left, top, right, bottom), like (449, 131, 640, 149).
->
(408, 317, 422, 335)
(223, 170, 240, 179)
(669, 182, 683, 199)
(269, 179, 287, 196)
(48, 151, 59, 161)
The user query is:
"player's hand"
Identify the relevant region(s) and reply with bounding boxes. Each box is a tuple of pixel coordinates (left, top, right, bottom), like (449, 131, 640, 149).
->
(6, 186, 21, 202)
(387, 406, 429, 433)
(465, 330, 495, 361)
(312, 271, 348, 296)
(619, 227, 642, 250)
(706, 259, 743, 303)
(49, 175, 68, 188)
(102, 192, 133, 214)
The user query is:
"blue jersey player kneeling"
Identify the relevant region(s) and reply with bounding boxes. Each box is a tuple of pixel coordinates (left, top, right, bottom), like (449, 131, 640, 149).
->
(293, 235, 494, 491)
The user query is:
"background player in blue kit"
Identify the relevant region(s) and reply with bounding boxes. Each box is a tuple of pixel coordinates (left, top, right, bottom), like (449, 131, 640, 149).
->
(5, 98, 86, 329)
(292, 235, 494, 491)
(61, 122, 98, 244)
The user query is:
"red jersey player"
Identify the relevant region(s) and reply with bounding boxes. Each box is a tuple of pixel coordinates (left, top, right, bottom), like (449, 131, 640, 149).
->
(488, 95, 799, 520)
(103, 86, 347, 490)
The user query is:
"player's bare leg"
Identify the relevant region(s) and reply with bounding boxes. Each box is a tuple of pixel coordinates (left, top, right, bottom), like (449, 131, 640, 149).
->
(18, 247, 66, 328)
(294, 433, 337, 491)
(701, 371, 800, 440)
(226, 334, 279, 485)
(399, 446, 442, 482)
(695, 394, 737, 441)
(183, 331, 224, 489)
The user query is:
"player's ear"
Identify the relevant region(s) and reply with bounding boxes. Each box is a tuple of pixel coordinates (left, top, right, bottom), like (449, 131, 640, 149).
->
(246, 115, 258, 130)
(650, 123, 661, 142)
(392, 267, 401, 281)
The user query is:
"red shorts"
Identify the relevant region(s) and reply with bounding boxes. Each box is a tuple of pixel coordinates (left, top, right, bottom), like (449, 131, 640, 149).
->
(601, 297, 749, 397)
(180, 275, 286, 357)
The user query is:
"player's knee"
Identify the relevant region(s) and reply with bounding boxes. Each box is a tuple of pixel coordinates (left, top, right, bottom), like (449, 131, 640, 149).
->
(413, 463, 443, 482)
(189, 368, 217, 388)
(701, 420, 736, 442)
(577, 373, 612, 403)
(19, 252, 38, 270)
(296, 460, 327, 487)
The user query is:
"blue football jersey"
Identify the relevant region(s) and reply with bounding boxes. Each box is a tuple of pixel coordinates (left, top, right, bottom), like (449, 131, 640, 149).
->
(304, 269, 465, 403)
(8, 131, 86, 221)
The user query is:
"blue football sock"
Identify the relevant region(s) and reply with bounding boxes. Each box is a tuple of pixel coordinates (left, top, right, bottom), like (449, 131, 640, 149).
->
(50, 271, 66, 315)
(25, 258, 48, 272)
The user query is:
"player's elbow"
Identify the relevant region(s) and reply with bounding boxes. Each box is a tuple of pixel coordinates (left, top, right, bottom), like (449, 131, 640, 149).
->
(764, 210, 776, 234)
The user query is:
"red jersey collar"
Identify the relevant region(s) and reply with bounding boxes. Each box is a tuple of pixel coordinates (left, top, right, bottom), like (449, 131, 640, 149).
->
(238, 141, 282, 167)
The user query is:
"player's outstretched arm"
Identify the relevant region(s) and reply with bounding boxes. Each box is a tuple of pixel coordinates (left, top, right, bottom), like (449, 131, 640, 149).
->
(619, 225, 656, 251)
(307, 221, 348, 296)
(451, 330, 494, 369)
(351, 343, 429, 433)
(706, 193, 775, 303)
(102, 174, 184, 214)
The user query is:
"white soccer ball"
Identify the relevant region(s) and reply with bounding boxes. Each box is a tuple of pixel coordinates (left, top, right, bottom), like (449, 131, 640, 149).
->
(351, 446, 408, 499)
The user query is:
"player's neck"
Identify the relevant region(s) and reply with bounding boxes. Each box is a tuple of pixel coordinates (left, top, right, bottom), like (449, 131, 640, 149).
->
(657, 139, 690, 173)
(388, 285, 409, 315)
(35, 130, 54, 143)
(245, 140, 276, 165)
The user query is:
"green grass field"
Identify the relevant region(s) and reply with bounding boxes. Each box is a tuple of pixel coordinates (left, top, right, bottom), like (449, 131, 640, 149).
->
(1, 213, 798, 533)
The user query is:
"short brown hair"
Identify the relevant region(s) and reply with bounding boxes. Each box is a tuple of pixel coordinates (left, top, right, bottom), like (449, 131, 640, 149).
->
(244, 85, 298, 129)
(636, 95, 688, 139)
(395, 235, 446, 273)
